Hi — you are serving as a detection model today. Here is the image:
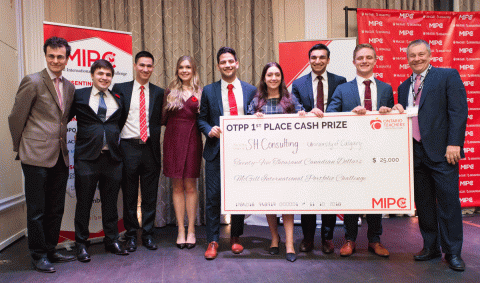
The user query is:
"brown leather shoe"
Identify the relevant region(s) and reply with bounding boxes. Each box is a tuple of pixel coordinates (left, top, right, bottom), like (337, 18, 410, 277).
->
(230, 237, 244, 254)
(204, 241, 219, 260)
(340, 240, 356, 257)
(321, 240, 334, 254)
(299, 239, 314, 253)
(368, 242, 390, 257)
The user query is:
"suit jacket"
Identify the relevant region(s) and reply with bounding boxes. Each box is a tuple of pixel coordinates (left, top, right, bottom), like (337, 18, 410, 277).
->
(326, 78, 394, 113)
(113, 80, 164, 164)
(8, 68, 75, 167)
(291, 72, 347, 111)
(198, 80, 257, 161)
(398, 67, 468, 162)
(70, 87, 123, 161)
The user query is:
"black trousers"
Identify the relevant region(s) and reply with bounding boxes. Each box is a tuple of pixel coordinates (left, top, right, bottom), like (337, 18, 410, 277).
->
(22, 155, 68, 260)
(413, 140, 463, 255)
(300, 214, 337, 241)
(120, 139, 160, 240)
(344, 214, 382, 243)
(74, 151, 122, 245)
(205, 155, 245, 243)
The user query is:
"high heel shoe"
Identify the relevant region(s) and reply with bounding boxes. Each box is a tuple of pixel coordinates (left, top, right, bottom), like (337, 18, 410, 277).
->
(186, 233, 196, 249)
(286, 253, 297, 262)
(176, 233, 186, 249)
(268, 234, 280, 255)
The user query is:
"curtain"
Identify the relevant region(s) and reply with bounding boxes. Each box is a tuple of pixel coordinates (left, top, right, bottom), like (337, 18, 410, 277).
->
(357, 0, 434, 10)
(458, 0, 480, 11)
(74, 0, 275, 227)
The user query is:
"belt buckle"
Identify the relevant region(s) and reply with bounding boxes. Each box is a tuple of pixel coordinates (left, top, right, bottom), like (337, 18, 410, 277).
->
(139, 139, 146, 144)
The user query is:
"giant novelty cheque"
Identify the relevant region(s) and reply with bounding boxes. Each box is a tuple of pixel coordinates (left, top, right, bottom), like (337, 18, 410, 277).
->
(220, 112, 414, 214)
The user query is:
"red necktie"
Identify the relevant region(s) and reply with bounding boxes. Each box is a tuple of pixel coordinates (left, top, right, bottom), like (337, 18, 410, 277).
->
(139, 85, 148, 142)
(316, 76, 324, 111)
(412, 75, 422, 141)
(227, 84, 238, 116)
(363, 80, 372, 111)
(54, 77, 63, 111)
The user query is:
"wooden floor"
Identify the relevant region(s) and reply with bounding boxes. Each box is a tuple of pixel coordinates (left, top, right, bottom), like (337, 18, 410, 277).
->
(1, 214, 479, 283)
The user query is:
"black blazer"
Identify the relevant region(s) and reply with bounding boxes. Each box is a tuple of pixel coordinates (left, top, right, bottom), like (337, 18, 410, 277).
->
(70, 87, 123, 161)
(113, 81, 164, 164)
(291, 72, 347, 111)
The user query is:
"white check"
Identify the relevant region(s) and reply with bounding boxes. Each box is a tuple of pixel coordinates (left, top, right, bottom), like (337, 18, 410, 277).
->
(220, 112, 414, 214)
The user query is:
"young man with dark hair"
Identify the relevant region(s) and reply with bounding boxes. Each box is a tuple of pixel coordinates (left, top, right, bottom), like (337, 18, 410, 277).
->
(198, 46, 256, 260)
(113, 51, 164, 252)
(71, 59, 128, 262)
(291, 43, 346, 254)
(9, 36, 76, 273)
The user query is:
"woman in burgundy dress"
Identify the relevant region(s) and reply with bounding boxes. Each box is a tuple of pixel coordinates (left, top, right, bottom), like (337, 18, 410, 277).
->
(162, 56, 203, 249)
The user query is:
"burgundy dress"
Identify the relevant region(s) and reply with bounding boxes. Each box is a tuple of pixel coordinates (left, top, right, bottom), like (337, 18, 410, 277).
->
(163, 94, 203, 178)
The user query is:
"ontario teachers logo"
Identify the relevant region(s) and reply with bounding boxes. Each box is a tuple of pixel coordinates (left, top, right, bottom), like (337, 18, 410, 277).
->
(370, 118, 382, 130)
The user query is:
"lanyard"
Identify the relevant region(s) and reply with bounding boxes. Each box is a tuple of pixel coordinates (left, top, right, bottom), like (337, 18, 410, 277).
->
(410, 65, 431, 106)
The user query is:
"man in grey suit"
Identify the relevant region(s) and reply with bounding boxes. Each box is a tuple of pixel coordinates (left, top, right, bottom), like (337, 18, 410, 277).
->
(8, 37, 76, 273)
(327, 43, 400, 258)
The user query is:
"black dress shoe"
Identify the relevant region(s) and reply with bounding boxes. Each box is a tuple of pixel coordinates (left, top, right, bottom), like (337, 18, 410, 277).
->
(286, 253, 297, 262)
(269, 246, 279, 255)
(176, 243, 186, 249)
(413, 248, 442, 261)
(47, 251, 76, 263)
(126, 238, 137, 252)
(32, 258, 55, 273)
(105, 242, 129, 255)
(76, 243, 91, 262)
(445, 254, 465, 271)
(299, 239, 314, 253)
(143, 238, 158, 250)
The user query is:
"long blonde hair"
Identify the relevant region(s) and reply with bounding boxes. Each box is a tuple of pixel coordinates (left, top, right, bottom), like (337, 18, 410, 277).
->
(166, 55, 202, 110)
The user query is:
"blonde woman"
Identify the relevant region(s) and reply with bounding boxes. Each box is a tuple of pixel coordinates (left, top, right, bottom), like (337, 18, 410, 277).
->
(162, 56, 203, 249)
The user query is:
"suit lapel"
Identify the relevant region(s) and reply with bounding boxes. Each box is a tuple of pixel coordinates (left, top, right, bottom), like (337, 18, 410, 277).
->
(304, 73, 314, 107)
(326, 72, 334, 103)
(148, 83, 156, 119)
(351, 79, 361, 106)
(42, 69, 63, 111)
(123, 81, 134, 117)
(240, 81, 251, 115)
(375, 78, 384, 109)
(214, 81, 223, 116)
(418, 67, 434, 110)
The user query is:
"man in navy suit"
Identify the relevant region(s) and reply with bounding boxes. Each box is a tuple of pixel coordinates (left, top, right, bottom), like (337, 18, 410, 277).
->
(398, 40, 467, 271)
(327, 43, 396, 258)
(71, 59, 128, 262)
(113, 51, 164, 252)
(198, 47, 257, 260)
(291, 43, 346, 254)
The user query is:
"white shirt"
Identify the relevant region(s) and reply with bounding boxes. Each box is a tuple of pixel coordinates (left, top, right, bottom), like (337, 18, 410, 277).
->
(356, 75, 378, 111)
(311, 71, 329, 111)
(408, 66, 429, 108)
(120, 80, 151, 139)
(89, 86, 118, 120)
(221, 78, 245, 116)
(46, 68, 64, 109)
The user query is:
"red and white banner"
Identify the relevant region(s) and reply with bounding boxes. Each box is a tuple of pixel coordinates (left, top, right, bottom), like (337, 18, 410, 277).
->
(44, 22, 133, 246)
(357, 9, 480, 207)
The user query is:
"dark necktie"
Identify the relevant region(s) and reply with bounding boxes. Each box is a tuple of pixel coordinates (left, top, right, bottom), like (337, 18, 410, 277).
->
(98, 91, 107, 122)
(316, 76, 324, 111)
(363, 80, 372, 111)
(227, 84, 238, 116)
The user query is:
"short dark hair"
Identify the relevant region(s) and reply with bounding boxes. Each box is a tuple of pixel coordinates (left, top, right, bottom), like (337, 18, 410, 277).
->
(217, 47, 237, 64)
(309, 43, 330, 59)
(135, 51, 155, 64)
(44, 37, 71, 57)
(353, 43, 376, 60)
(90, 59, 115, 77)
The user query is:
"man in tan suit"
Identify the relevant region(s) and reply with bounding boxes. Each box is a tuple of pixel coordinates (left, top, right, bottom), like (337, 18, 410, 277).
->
(8, 37, 76, 273)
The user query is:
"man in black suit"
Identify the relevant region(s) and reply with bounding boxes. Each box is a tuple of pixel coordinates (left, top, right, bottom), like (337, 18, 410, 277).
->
(398, 40, 468, 271)
(291, 43, 346, 254)
(113, 51, 164, 252)
(71, 59, 128, 262)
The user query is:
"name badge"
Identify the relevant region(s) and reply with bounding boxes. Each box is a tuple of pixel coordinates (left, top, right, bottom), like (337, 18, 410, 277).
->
(406, 106, 418, 117)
